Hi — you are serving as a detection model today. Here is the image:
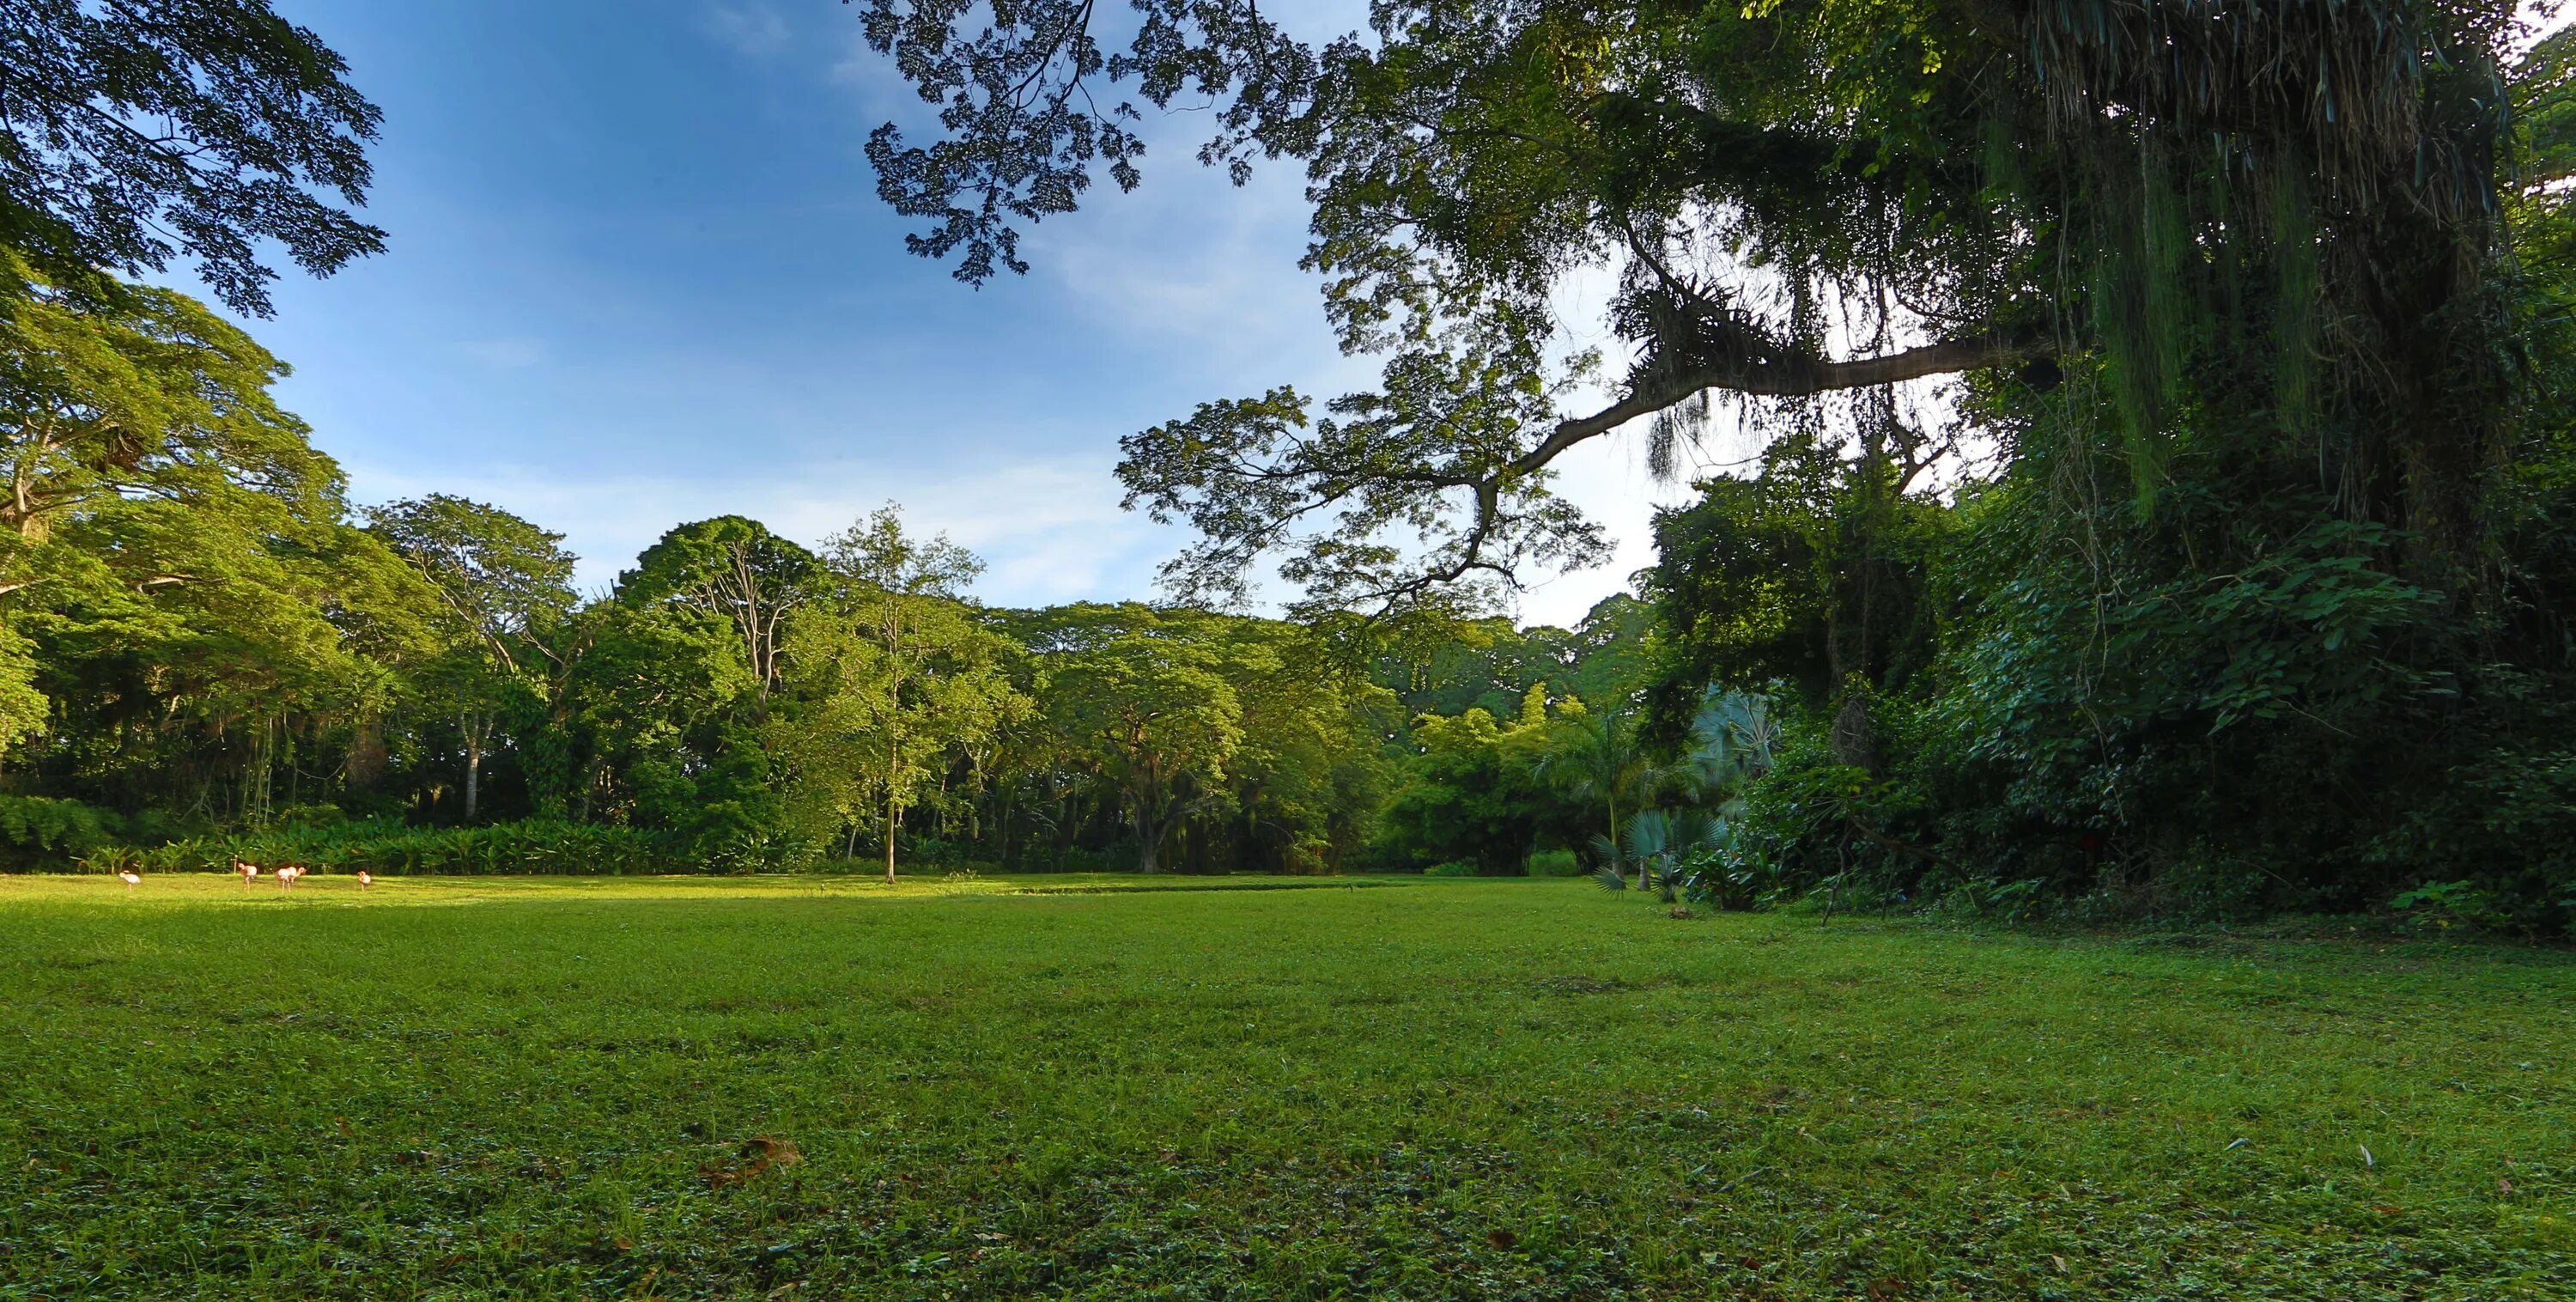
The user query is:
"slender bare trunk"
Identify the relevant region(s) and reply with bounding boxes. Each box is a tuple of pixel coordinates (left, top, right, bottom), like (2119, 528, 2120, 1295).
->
(997, 783, 1014, 870)
(884, 751, 899, 885)
(1133, 782, 1168, 873)
(462, 711, 485, 823)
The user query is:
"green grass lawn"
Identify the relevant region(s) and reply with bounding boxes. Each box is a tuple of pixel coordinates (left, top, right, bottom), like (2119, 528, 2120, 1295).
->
(2, 874, 2569, 1299)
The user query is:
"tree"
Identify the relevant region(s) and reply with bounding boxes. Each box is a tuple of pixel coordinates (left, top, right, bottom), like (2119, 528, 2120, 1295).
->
(779, 506, 1029, 882)
(1034, 605, 1248, 873)
(1213, 618, 1400, 872)
(1643, 435, 1950, 767)
(849, 1, 2576, 919)
(558, 600, 762, 831)
(0, 259, 333, 759)
(1537, 702, 1661, 879)
(617, 516, 820, 704)
(1376, 703, 1552, 874)
(0, 265, 441, 812)
(0, 0, 386, 315)
(850, 0, 2519, 606)
(366, 496, 579, 821)
(0, 257, 336, 551)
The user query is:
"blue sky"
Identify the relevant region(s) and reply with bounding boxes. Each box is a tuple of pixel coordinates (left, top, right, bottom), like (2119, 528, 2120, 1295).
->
(216, 0, 1702, 624)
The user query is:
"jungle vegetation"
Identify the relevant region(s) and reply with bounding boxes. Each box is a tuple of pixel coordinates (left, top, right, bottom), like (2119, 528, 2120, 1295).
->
(841, 0, 2576, 934)
(3, 1, 2575, 936)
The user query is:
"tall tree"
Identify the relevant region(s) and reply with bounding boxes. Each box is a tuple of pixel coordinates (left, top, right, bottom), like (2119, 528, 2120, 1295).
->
(367, 496, 579, 821)
(1537, 702, 1659, 873)
(849, 0, 2522, 605)
(1031, 605, 1249, 873)
(617, 516, 820, 704)
(0, 264, 440, 803)
(780, 506, 1029, 882)
(0, 0, 385, 314)
(0, 257, 332, 551)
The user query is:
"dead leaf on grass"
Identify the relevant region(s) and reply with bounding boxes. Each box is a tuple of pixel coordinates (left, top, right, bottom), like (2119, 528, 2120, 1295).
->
(702, 1135, 804, 1189)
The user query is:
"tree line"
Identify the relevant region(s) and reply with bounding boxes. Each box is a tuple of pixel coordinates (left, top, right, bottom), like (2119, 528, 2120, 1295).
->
(0, 263, 1691, 879)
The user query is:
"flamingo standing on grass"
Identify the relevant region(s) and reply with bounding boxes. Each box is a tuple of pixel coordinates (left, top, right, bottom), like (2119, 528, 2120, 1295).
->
(234, 858, 258, 886)
(276, 865, 303, 891)
(356, 870, 373, 890)
(118, 869, 141, 893)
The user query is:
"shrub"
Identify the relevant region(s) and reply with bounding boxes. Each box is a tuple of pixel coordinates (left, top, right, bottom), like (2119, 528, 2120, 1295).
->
(1423, 860, 1478, 877)
(1527, 848, 1583, 877)
(2366, 746, 2576, 935)
(2389, 879, 2517, 935)
(131, 819, 691, 876)
(1679, 843, 1777, 911)
(0, 795, 114, 871)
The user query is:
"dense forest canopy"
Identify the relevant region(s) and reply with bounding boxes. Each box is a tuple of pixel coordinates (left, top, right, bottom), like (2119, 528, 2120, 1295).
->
(842, 0, 2576, 929)
(0, 2, 2571, 934)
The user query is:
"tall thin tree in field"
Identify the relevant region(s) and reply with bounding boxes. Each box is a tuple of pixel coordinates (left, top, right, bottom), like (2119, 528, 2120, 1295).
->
(785, 505, 1027, 883)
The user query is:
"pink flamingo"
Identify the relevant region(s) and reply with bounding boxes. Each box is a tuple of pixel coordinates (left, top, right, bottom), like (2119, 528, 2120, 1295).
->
(118, 869, 141, 892)
(356, 869, 373, 890)
(234, 858, 259, 886)
(276, 865, 303, 891)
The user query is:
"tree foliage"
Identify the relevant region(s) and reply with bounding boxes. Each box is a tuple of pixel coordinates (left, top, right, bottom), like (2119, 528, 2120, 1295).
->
(843, 0, 2576, 930)
(0, 0, 385, 314)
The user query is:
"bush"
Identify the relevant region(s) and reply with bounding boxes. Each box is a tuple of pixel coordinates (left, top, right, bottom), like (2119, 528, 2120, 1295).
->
(2366, 746, 2576, 935)
(1423, 860, 1478, 877)
(0, 795, 114, 871)
(131, 819, 691, 876)
(2389, 879, 2516, 934)
(1527, 848, 1584, 877)
(1046, 841, 1141, 873)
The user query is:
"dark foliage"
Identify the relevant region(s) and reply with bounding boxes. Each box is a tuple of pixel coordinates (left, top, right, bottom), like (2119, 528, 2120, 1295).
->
(0, 0, 385, 314)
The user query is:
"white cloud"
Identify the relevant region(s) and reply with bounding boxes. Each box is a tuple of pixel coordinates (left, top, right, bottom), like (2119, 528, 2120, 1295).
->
(340, 452, 1171, 608)
(703, 3, 791, 58)
(455, 337, 549, 369)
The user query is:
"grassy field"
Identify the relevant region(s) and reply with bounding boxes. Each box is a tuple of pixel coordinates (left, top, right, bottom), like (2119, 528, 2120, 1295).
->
(1, 874, 2569, 1300)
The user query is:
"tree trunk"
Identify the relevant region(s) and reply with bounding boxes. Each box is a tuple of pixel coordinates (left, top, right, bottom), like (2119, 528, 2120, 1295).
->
(461, 711, 485, 823)
(1134, 800, 1163, 874)
(884, 739, 903, 885)
(1611, 794, 1632, 888)
(1829, 685, 1878, 773)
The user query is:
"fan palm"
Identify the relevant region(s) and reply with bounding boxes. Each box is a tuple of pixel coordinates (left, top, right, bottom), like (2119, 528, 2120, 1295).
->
(1592, 808, 1726, 903)
(1684, 688, 1777, 802)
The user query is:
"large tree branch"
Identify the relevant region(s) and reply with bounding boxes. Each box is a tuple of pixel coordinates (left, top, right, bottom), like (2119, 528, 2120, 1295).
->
(1509, 330, 2048, 478)
(1340, 328, 2049, 611)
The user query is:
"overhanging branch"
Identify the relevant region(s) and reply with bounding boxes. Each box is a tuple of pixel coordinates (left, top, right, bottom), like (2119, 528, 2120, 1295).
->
(1508, 330, 2049, 478)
